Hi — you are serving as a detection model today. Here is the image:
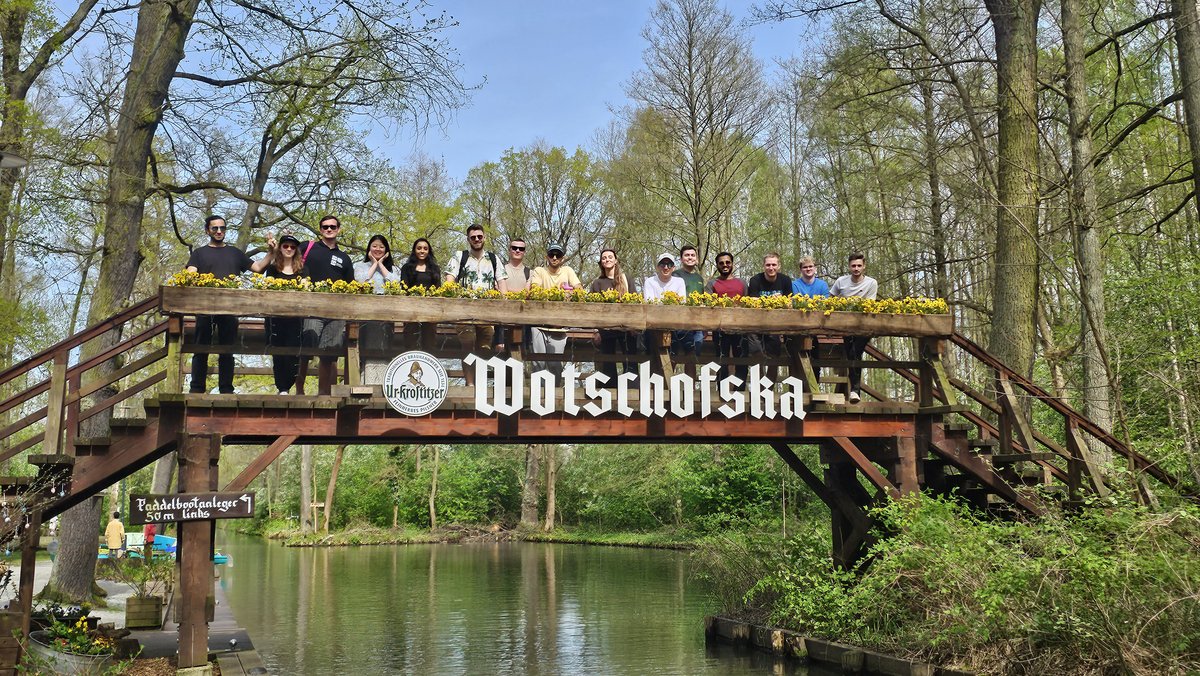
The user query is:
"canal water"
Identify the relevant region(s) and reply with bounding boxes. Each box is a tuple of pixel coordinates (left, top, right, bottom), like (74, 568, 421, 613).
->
(218, 532, 828, 675)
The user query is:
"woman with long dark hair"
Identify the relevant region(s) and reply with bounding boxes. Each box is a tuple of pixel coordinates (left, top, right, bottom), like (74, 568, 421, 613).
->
(354, 234, 398, 382)
(589, 248, 636, 381)
(400, 237, 442, 349)
(268, 233, 305, 394)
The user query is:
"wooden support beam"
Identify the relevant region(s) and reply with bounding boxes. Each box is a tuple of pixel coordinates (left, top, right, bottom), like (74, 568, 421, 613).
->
(224, 435, 299, 491)
(345, 322, 361, 388)
(165, 316, 183, 393)
(16, 509, 43, 644)
(830, 437, 901, 500)
(42, 352, 67, 457)
(997, 374, 1037, 454)
(1066, 420, 1110, 499)
(177, 433, 220, 669)
(894, 436, 920, 494)
(771, 443, 871, 532)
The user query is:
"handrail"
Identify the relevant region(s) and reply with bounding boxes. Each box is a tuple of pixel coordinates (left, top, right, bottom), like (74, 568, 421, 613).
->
(0, 296, 158, 389)
(877, 333, 1199, 500)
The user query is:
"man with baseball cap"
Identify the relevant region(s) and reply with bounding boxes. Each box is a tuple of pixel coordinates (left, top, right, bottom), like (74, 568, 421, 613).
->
(529, 242, 582, 376)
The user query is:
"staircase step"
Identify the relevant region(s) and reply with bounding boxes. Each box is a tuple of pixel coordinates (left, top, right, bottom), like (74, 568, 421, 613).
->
(111, 417, 149, 429)
(943, 422, 974, 433)
(28, 454, 74, 468)
(970, 438, 998, 450)
(73, 437, 112, 456)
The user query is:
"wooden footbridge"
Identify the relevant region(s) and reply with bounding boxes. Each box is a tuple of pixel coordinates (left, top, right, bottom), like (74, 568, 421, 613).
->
(0, 286, 1193, 670)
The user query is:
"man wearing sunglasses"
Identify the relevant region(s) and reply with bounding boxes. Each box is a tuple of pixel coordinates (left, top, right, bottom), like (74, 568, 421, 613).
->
(298, 214, 355, 395)
(444, 223, 508, 384)
(185, 214, 275, 394)
(498, 238, 532, 355)
(528, 242, 582, 376)
(704, 252, 747, 382)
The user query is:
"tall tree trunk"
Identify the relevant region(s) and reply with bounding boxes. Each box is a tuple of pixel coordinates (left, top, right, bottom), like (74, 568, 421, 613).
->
(919, 75, 949, 300)
(45, 0, 201, 602)
(542, 445, 557, 532)
(1061, 0, 1113, 466)
(1175, 0, 1200, 215)
(300, 445, 313, 533)
(520, 444, 540, 528)
(321, 445, 345, 533)
(428, 446, 440, 530)
(984, 0, 1041, 378)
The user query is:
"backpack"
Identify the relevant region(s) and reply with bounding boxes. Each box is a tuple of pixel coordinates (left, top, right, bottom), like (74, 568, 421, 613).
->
(456, 249, 501, 286)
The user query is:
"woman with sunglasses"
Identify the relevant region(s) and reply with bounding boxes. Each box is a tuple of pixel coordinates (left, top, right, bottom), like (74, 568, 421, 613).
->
(589, 248, 636, 381)
(355, 234, 398, 383)
(400, 238, 442, 349)
(266, 233, 305, 394)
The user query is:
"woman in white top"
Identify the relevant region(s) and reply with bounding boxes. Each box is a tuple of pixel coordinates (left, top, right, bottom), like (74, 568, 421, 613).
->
(353, 235, 398, 382)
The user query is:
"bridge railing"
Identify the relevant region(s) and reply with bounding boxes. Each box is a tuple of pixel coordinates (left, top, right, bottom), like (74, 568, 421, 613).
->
(158, 285, 956, 399)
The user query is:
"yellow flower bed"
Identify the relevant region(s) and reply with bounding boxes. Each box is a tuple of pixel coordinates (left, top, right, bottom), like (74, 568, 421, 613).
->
(167, 271, 949, 315)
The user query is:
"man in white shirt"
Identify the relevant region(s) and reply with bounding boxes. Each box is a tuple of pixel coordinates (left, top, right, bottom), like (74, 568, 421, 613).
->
(830, 252, 879, 403)
(643, 251, 686, 301)
(444, 223, 509, 384)
(529, 242, 583, 376)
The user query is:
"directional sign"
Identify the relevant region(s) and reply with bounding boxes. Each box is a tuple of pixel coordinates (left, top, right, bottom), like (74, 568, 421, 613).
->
(129, 492, 255, 525)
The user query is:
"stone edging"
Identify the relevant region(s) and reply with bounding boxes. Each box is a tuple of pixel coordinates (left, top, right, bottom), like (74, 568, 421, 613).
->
(703, 616, 973, 676)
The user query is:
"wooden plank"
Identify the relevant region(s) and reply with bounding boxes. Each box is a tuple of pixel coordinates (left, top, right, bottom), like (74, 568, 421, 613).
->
(41, 353, 67, 457)
(165, 316, 183, 394)
(160, 286, 955, 336)
(0, 378, 49, 419)
(17, 509, 43, 640)
(0, 435, 42, 464)
(223, 435, 300, 491)
(894, 436, 919, 494)
(997, 374, 1037, 454)
(829, 437, 901, 499)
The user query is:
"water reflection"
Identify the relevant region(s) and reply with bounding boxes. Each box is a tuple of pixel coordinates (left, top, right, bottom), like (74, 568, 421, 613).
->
(219, 532, 821, 675)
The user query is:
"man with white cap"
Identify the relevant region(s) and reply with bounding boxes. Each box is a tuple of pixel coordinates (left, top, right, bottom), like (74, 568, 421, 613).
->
(643, 251, 686, 301)
(529, 242, 583, 376)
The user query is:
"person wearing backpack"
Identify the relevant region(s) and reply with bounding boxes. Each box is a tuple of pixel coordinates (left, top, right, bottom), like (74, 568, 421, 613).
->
(297, 214, 355, 395)
(444, 223, 508, 384)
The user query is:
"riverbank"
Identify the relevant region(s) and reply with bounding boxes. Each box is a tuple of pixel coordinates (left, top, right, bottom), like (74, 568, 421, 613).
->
(250, 522, 704, 549)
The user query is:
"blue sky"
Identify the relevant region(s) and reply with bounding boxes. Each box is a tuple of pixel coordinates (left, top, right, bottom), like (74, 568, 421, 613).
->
(391, 1, 810, 182)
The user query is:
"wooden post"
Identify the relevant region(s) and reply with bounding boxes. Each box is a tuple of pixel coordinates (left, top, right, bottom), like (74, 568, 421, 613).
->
(345, 322, 361, 387)
(647, 330, 671, 376)
(165, 316, 184, 393)
(42, 352, 68, 457)
(63, 371, 81, 456)
(177, 433, 220, 669)
(916, 338, 936, 408)
(894, 436, 920, 494)
(16, 509, 43, 641)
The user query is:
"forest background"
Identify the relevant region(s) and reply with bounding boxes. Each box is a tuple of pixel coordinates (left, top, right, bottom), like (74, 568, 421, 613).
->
(2, 0, 1200, 670)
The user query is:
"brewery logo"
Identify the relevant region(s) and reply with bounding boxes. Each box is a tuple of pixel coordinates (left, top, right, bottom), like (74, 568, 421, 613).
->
(384, 351, 448, 416)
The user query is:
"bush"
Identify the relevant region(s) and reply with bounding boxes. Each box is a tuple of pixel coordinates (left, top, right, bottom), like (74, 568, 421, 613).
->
(739, 494, 1200, 674)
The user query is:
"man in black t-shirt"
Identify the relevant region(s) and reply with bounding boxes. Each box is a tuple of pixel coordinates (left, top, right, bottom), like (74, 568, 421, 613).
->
(746, 253, 793, 380)
(297, 214, 355, 395)
(185, 215, 274, 393)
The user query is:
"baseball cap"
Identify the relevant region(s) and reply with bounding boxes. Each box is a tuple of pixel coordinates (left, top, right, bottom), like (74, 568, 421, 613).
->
(547, 242, 566, 255)
(279, 233, 300, 246)
(657, 252, 675, 265)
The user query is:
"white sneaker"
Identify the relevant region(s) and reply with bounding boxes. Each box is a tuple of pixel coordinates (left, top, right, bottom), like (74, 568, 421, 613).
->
(848, 390, 861, 403)
(278, 391, 290, 396)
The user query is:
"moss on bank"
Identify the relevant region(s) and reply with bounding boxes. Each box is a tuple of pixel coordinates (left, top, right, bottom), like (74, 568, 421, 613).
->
(239, 521, 709, 549)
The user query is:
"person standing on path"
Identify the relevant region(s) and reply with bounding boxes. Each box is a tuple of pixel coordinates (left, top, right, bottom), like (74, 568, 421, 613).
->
(105, 512, 125, 560)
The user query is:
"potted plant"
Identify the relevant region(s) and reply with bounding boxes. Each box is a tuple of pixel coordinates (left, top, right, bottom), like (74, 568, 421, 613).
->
(112, 558, 173, 629)
(29, 601, 94, 631)
(25, 616, 116, 675)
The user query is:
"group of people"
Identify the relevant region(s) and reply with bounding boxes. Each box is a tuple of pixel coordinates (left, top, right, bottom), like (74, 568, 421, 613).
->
(186, 217, 878, 402)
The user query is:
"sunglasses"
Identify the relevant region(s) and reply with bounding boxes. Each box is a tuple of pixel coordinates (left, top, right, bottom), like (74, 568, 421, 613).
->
(281, 243, 297, 249)
(209, 226, 226, 232)
(319, 224, 339, 231)
(548, 252, 564, 258)
(510, 245, 525, 252)
(469, 234, 485, 241)
(658, 261, 674, 267)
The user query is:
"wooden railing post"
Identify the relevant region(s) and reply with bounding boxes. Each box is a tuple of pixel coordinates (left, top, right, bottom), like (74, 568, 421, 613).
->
(42, 351, 68, 456)
(165, 315, 184, 394)
(63, 371, 81, 456)
(345, 321, 361, 387)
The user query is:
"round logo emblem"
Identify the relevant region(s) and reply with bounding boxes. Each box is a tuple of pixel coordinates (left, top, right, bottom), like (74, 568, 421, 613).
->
(383, 351, 448, 416)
